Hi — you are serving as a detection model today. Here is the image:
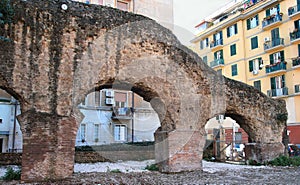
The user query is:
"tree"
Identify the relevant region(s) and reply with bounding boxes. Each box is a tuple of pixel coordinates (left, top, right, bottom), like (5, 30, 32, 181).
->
(0, 0, 14, 41)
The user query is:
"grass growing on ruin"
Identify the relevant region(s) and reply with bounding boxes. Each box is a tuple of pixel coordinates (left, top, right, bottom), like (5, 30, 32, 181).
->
(268, 156, 300, 166)
(1, 167, 21, 180)
(145, 164, 159, 171)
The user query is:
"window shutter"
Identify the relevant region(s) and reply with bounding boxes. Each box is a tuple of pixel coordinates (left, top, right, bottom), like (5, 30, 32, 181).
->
(259, 57, 263, 69)
(269, 54, 274, 64)
(234, 24, 238, 34)
(255, 15, 259, 26)
(270, 77, 276, 89)
(247, 19, 250, 30)
(249, 60, 254, 72)
(220, 50, 223, 59)
(298, 44, 300, 56)
(227, 27, 230, 37)
(280, 51, 285, 61)
(282, 75, 285, 87)
(266, 9, 270, 17)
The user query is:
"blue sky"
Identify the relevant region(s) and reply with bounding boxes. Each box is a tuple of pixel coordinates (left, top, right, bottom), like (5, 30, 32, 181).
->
(173, 0, 232, 45)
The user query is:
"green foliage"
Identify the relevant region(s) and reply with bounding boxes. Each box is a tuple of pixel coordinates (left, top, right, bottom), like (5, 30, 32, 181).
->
(0, 0, 14, 25)
(110, 169, 122, 173)
(1, 167, 21, 181)
(247, 159, 262, 166)
(268, 155, 300, 166)
(145, 164, 159, 171)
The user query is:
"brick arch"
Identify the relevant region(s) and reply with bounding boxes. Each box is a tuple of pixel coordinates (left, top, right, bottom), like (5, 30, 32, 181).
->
(0, 0, 287, 182)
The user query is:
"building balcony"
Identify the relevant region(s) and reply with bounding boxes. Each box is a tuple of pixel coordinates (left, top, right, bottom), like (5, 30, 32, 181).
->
(265, 61, 286, 75)
(210, 39, 223, 51)
(262, 14, 283, 30)
(290, 30, 300, 44)
(267, 87, 288, 97)
(112, 107, 132, 120)
(263, 38, 284, 52)
(288, 5, 300, 19)
(295, 84, 300, 94)
(210, 59, 224, 68)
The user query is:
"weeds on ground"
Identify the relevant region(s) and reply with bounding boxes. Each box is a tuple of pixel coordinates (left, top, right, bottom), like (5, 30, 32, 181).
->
(145, 164, 159, 171)
(1, 167, 21, 180)
(268, 155, 300, 166)
(110, 169, 122, 173)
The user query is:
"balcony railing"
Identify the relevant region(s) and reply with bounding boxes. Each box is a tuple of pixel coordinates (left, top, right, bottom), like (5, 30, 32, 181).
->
(288, 5, 300, 16)
(290, 30, 300, 42)
(210, 59, 224, 68)
(292, 57, 300, 67)
(295, 84, 300, 94)
(264, 38, 284, 51)
(267, 87, 288, 97)
(210, 39, 223, 48)
(112, 107, 132, 119)
(262, 14, 282, 28)
(265, 61, 286, 74)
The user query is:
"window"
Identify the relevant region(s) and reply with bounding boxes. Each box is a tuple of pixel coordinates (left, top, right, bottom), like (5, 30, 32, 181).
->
(254, 80, 261, 91)
(202, 56, 208, 64)
(0, 118, 2, 124)
(271, 28, 280, 40)
(247, 15, 259, 30)
(271, 75, 285, 90)
(114, 125, 126, 141)
(249, 57, 263, 72)
(115, 92, 127, 107)
(230, 44, 236, 56)
(266, 4, 280, 16)
(231, 64, 238, 76)
(80, 124, 86, 141)
(227, 24, 238, 37)
(213, 31, 223, 45)
(214, 50, 223, 60)
(200, 38, 209, 50)
(269, 51, 284, 64)
(251, 36, 258, 49)
(217, 69, 222, 75)
(94, 124, 99, 141)
(117, 1, 129, 11)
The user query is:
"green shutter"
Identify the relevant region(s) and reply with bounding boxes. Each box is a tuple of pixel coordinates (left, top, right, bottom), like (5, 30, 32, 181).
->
(255, 15, 259, 26)
(280, 50, 285, 61)
(258, 57, 263, 69)
(234, 24, 238, 34)
(227, 27, 230, 37)
(269, 54, 274, 64)
(220, 50, 223, 59)
(230, 44, 236, 56)
(249, 60, 254, 72)
(266, 9, 270, 17)
(282, 75, 285, 87)
(247, 19, 250, 30)
(270, 77, 276, 89)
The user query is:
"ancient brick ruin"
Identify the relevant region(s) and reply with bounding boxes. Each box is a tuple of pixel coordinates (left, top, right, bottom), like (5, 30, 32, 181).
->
(0, 0, 287, 182)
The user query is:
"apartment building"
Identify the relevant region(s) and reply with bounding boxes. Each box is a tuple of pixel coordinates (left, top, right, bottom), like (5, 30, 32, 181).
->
(191, 0, 300, 144)
(72, 0, 174, 30)
(0, 89, 22, 153)
(76, 89, 160, 146)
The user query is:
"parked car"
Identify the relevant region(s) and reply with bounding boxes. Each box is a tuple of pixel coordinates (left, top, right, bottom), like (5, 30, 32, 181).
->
(288, 144, 300, 157)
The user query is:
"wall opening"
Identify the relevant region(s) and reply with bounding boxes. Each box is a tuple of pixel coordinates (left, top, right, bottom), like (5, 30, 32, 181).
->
(73, 86, 161, 170)
(203, 115, 249, 162)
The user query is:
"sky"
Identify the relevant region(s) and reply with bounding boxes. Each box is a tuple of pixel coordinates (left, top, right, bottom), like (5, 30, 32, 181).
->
(173, 0, 232, 46)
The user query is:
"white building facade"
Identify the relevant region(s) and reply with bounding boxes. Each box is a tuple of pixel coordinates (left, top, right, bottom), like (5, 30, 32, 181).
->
(75, 89, 160, 146)
(0, 89, 22, 153)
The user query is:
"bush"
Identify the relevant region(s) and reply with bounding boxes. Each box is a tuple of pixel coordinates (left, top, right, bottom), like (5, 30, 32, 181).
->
(1, 167, 21, 180)
(145, 164, 159, 171)
(110, 169, 122, 173)
(247, 159, 262, 166)
(268, 155, 300, 166)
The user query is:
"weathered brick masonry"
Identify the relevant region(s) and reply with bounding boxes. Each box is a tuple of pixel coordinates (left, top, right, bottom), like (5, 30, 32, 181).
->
(0, 0, 287, 182)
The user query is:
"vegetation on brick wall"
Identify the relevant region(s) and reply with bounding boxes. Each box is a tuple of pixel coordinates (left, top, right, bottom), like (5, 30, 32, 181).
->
(1, 167, 21, 181)
(0, 0, 13, 41)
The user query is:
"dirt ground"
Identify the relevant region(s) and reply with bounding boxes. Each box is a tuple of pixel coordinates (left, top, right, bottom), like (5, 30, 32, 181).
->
(1, 161, 300, 185)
